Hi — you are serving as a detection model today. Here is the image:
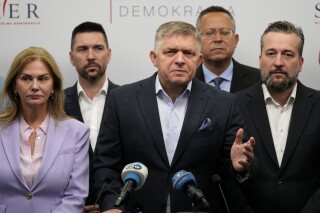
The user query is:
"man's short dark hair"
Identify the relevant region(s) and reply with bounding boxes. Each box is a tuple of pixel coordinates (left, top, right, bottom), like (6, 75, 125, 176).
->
(71, 21, 109, 50)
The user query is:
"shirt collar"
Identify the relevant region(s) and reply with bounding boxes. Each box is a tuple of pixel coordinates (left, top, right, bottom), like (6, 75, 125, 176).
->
(77, 78, 109, 97)
(155, 74, 191, 97)
(262, 82, 297, 105)
(20, 114, 49, 135)
(202, 61, 233, 83)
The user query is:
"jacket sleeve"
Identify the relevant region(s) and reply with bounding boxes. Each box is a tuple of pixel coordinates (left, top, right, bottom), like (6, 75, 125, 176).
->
(222, 97, 255, 213)
(53, 123, 90, 213)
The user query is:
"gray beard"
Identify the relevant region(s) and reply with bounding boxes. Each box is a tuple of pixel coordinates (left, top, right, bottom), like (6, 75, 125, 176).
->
(261, 70, 297, 92)
(263, 76, 294, 91)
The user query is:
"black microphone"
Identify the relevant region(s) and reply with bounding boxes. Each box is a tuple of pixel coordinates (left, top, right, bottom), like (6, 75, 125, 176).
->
(172, 170, 209, 210)
(212, 174, 229, 213)
(114, 162, 148, 207)
(91, 180, 108, 213)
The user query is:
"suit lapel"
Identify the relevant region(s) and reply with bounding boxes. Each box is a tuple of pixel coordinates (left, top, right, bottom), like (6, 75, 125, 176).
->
(245, 85, 279, 168)
(136, 75, 169, 166)
(32, 117, 66, 190)
(195, 64, 205, 82)
(230, 59, 247, 93)
(280, 83, 314, 171)
(64, 83, 84, 122)
(1, 120, 29, 189)
(65, 83, 92, 156)
(171, 80, 207, 168)
(97, 80, 119, 149)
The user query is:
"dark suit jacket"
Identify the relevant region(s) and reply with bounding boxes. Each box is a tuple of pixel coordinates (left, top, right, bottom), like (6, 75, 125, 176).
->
(195, 59, 260, 93)
(92, 73, 251, 213)
(64, 79, 119, 205)
(235, 81, 320, 213)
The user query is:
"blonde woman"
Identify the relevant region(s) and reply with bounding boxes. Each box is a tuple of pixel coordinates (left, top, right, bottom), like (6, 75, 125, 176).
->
(0, 47, 89, 213)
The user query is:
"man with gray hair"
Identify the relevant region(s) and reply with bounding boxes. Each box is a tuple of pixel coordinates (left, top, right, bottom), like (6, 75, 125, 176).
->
(195, 5, 260, 92)
(92, 21, 254, 213)
(235, 20, 320, 212)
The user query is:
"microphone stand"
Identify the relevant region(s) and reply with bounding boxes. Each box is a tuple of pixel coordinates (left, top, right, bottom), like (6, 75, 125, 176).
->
(177, 185, 210, 213)
(177, 198, 209, 213)
(117, 190, 144, 213)
(191, 199, 208, 213)
(91, 180, 108, 213)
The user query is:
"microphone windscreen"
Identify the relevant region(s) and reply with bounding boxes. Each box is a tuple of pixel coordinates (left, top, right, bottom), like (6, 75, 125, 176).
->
(172, 170, 196, 191)
(212, 174, 222, 183)
(121, 162, 148, 190)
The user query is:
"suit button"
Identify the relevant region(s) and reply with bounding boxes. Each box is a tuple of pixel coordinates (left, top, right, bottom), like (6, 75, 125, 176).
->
(26, 192, 32, 200)
(277, 179, 283, 185)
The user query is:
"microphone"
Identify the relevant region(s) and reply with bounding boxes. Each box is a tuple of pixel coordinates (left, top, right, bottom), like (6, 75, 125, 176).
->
(172, 170, 209, 209)
(91, 180, 108, 213)
(114, 162, 148, 207)
(212, 174, 229, 213)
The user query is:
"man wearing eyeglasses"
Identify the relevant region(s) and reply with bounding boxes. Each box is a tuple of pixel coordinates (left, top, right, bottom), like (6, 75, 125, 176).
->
(195, 5, 260, 93)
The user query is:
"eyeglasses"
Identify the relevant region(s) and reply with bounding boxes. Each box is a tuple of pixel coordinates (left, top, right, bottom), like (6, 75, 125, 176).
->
(199, 29, 235, 40)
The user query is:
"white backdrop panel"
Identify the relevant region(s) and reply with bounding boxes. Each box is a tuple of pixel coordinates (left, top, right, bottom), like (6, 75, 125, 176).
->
(1, 0, 319, 89)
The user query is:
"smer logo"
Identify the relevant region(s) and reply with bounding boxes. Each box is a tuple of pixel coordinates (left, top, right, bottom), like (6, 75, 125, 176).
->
(0, 0, 40, 25)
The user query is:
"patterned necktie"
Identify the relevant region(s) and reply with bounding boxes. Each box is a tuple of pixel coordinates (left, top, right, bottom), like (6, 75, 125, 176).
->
(211, 77, 224, 90)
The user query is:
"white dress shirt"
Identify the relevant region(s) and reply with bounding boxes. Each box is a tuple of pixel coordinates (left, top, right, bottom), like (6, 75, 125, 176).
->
(155, 74, 191, 213)
(262, 83, 297, 166)
(202, 61, 233, 92)
(77, 80, 109, 151)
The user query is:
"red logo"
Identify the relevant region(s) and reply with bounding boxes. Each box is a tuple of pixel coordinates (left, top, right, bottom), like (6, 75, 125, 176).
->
(2, 0, 7, 16)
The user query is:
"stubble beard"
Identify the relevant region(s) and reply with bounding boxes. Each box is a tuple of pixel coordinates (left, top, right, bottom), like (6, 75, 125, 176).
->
(261, 69, 297, 92)
(79, 65, 105, 83)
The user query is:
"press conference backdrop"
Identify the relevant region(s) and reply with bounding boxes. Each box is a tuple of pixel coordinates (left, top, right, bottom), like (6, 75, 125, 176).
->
(1, 0, 320, 89)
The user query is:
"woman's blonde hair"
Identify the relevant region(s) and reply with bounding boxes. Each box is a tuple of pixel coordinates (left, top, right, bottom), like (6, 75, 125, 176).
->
(0, 46, 68, 127)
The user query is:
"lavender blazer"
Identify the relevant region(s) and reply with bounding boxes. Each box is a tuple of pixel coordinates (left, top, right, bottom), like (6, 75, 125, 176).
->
(0, 117, 89, 213)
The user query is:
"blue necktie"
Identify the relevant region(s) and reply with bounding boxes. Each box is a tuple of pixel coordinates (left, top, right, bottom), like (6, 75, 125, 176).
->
(211, 77, 224, 90)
